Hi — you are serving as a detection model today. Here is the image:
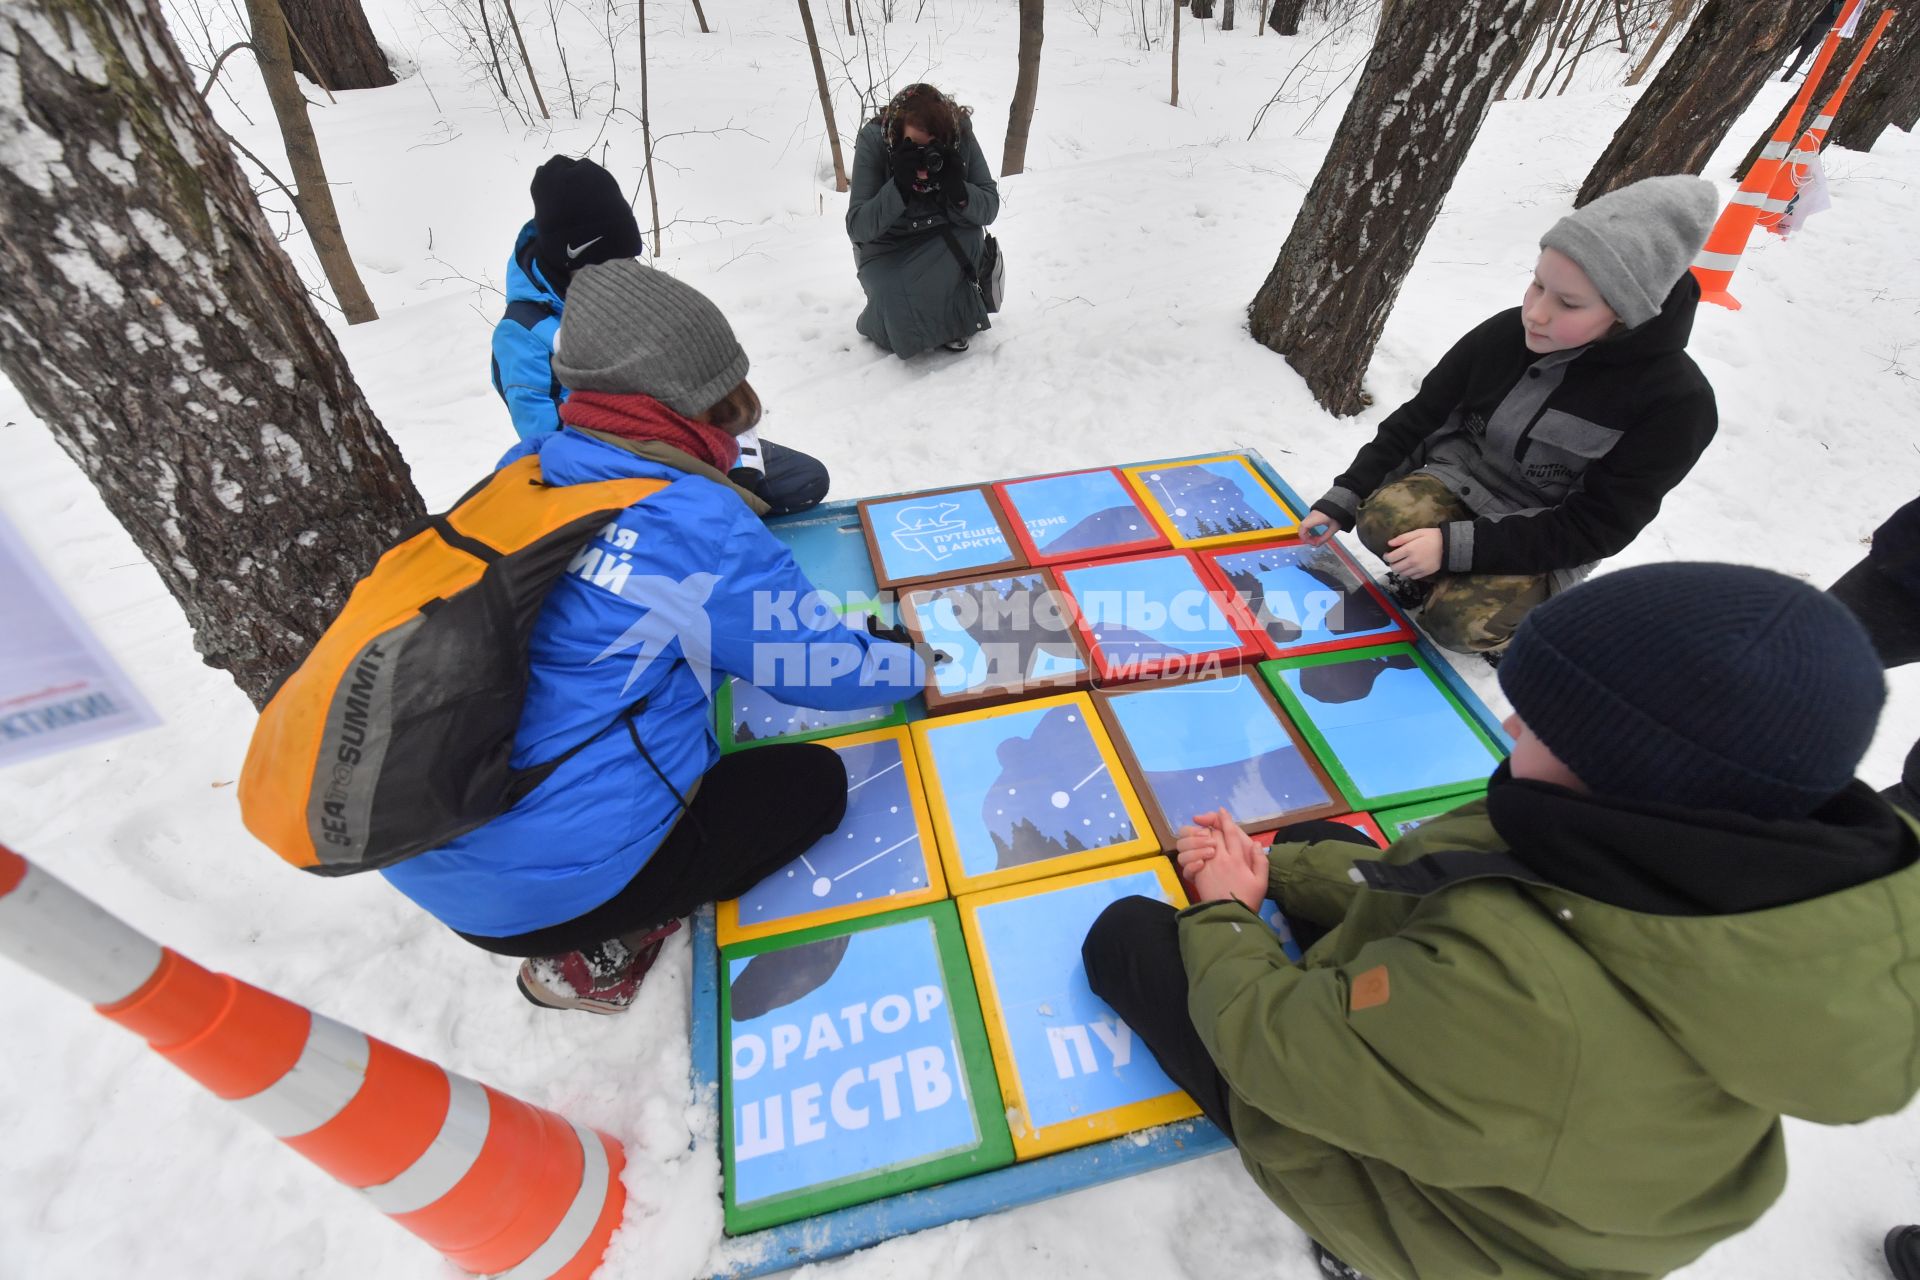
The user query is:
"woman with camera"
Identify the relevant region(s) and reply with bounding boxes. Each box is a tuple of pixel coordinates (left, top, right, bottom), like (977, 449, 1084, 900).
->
(846, 83, 1001, 358)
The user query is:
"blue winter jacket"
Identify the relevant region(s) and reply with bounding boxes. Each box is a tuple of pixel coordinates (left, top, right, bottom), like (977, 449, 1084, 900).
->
(381, 428, 923, 937)
(490, 221, 567, 440)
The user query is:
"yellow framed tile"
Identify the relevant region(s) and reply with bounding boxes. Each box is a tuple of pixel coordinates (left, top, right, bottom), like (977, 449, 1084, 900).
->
(716, 727, 946, 946)
(957, 858, 1199, 1160)
(910, 693, 1160, 896)
(1120, 454, 1301, 549)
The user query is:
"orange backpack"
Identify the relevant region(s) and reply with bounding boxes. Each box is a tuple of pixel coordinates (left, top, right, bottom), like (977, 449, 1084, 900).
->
(240, 455, 667, 875)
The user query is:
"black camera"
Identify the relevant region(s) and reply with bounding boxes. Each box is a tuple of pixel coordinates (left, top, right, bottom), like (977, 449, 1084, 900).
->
(920, 146, 945, 176)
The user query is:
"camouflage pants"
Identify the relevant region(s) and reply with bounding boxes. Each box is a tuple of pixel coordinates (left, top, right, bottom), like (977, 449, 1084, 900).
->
(1355, 473, 1549, 655)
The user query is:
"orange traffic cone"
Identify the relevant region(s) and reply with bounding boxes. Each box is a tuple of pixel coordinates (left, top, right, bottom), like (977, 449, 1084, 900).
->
(0, 843, 626, 1280)
(1758, 8, 1896, 235)
(1691, 0, 1861, 309)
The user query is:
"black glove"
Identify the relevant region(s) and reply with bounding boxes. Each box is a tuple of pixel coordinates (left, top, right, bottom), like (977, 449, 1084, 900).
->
(865, 612, 950, 665)
(939, 148, 968, 208)
(888, 145, 919, 199)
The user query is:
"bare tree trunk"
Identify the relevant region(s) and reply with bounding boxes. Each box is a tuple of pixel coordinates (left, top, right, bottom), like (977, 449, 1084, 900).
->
(1267, 0, 1306, 34)
(278, 0, 394, 90)
(1520, 0, 1576, 97)
(1003, 0, 1045, 175)
(1577, 0, 1827, 204)
(1624, 0, 1691, 85)
(544, 0, 579, 115)
(1171, 0, 1182, 105)
(1552, 0, 1607, 92)
(500, 0, 550, 117)
(0, 0, 424, 706)
(1248, 0, 1554, 416)
(690, 0, 711, 32)
(638, 0, 665, 247)
(1221, 0, 1235, 33)
(243, 0, 378, 324)
(1257, 0, 1267, 35)
(1754, 0, 1913, 159)
(846, 0, 855, 34)
(797, 0, 850, 192)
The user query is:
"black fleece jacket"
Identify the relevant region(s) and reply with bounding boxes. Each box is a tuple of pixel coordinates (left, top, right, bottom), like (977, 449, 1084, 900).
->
(1322, 275, 1718, 576)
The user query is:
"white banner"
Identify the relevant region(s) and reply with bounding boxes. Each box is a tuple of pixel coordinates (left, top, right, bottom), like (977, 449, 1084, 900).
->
(1779, 152, 1833, 235)
(0, 509, 160, 766)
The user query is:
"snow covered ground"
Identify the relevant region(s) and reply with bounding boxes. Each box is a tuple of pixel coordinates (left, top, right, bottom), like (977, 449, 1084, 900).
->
(3, 1, 1918, 1276)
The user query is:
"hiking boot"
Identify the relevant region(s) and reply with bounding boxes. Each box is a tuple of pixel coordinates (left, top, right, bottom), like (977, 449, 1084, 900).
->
(1482, 648, 1506, 671)
(1384, 571, 1433, 612)
(942, 338, 970, 352)
(1312, 1242, 1371, 1280)
(1888, 1225, 1920, 1280)
(517, 919, 683, 1015)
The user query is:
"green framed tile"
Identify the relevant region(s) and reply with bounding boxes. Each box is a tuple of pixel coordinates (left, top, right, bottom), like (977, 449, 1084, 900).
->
(720, 902, 1013, 1234)
(1258, 644, 1505, 811)
(714, 599, 908, 752)
(1372, 788, 1488, 840)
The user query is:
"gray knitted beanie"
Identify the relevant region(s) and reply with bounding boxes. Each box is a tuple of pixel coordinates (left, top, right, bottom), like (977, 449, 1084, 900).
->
(1540, 175, 1719, 328)
(552, 259, 750, 417)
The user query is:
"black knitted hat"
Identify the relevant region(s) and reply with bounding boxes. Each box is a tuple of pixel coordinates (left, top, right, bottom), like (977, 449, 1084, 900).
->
(1498, 562, 1885, 819)
(530, 156, 642, 279)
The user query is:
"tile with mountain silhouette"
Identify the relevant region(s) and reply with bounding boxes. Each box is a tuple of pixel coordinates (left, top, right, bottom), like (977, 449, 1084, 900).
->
(1199, 538, 1411, 659)
(1054, 550, 1263, 685)
(1094, 674, 1344, 850)
(1260, 646, 1505, 811)
(715, 676, 907, 753)
(1373, 788, 1489, 839)
(911, 692, 1159, 895)
(721, 902, 1012, 1233)
(993, 467, 1168, 565)
(898, 569, 1091, 713)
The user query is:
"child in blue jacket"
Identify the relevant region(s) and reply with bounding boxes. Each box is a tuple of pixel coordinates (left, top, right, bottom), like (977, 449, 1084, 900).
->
(490, 156, 830, 514)
(408, 259, 923, 1012)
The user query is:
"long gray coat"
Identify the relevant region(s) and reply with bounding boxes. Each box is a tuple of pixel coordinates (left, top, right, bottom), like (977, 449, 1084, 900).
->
(846, 120, 1001, 357)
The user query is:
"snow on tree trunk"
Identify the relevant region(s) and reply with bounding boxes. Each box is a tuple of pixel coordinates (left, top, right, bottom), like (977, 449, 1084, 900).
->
(1246, 0, 1553, 417)
(1576, 0, 1826, 205)
(279, 0, 395, 91)
(1002, 0, 1045, 177)
(0, 0, 425, 707)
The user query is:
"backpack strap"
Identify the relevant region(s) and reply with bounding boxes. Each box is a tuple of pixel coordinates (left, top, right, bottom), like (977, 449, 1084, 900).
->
(939, 228, 979, 285)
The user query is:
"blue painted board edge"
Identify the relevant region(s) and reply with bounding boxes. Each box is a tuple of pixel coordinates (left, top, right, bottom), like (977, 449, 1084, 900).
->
(705, 1118, 1232, 1279)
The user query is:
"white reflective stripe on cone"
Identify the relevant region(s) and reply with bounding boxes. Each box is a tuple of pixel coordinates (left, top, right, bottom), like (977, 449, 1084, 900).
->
(1731, 189, 1766, 207)
(488, 1122, 614, 1280)
(362, 1073, 492, 1214)
(1693, 249, 1745, 271)
(229, 1014, 371, 1138)
(1813, 113, 1835, 129)
(0, 862, 163, 1005)
(1761, 197, 1792, 212)
(1762, 141, 1792, 159)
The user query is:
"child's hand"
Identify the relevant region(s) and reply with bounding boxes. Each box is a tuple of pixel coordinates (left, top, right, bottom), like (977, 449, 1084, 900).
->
(1174, 820, 1224, 878)
(1385, 527, 1444, 580)
(1298, 509, 1342, 546)
(1183, 808, 1267, 911)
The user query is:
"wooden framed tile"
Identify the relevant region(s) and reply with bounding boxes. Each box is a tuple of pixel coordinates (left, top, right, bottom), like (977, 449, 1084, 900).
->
(857, 486, 1027, 590)
(717, 727, 945, 945)
(911, 692, 1160, 896)
(897, 568, 1091, 714)
(956, 858, 1199, 1160)
(1092, 673, 1345, 851)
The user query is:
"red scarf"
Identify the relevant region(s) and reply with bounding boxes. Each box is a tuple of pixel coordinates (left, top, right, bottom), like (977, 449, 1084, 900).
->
(559, 390, 738, 475)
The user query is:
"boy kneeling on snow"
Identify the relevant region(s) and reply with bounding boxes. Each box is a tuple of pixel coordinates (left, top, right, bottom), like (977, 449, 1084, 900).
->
(1297, 175, 1721, 662)
(1084, 562, 1920, 1280)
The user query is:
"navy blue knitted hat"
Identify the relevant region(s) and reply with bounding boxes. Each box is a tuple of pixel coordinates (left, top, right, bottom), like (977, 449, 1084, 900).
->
(1498, 563, 1885, 819)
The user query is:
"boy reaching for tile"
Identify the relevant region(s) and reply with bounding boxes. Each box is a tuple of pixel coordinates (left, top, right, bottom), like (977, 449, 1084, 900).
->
(1082, 562, 1920, 1280)
(1295, 176, 1721, 662)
